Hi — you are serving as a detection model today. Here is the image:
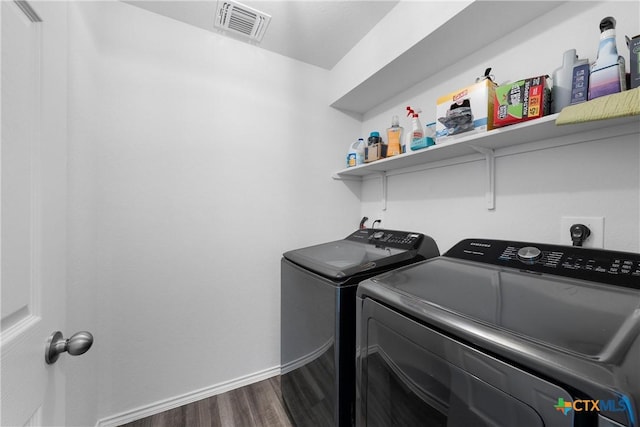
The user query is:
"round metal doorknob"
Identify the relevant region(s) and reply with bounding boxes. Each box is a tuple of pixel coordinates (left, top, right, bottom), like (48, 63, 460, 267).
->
(45, 331, 94, 365)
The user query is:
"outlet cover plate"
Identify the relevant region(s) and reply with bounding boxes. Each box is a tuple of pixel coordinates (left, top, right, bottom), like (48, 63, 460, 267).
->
(560, 216, 604, 248)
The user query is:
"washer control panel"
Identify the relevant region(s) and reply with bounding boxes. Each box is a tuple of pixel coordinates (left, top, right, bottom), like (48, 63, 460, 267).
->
(445, 239, 640, 289)
(346, 228, 424, 250)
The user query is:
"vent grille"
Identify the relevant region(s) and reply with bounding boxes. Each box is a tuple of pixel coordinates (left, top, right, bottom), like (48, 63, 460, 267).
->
(214, 0, 271, 42)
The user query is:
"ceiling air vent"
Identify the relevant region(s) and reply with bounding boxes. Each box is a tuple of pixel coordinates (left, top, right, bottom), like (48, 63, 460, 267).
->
(214, 0, 271, 43)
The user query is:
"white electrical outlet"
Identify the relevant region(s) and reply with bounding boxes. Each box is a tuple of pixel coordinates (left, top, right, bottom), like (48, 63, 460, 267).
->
(560, 216, 604, 248)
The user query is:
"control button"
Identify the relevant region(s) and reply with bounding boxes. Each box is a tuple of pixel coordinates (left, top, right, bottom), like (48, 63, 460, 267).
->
(517, 246, 542, 264)
(499, 246, 518, 261)
(372, 231, 385, 239)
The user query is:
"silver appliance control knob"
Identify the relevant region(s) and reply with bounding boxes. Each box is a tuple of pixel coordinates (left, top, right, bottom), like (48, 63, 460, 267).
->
(517, 246, 542, 264)
(372, 231, 385, 239)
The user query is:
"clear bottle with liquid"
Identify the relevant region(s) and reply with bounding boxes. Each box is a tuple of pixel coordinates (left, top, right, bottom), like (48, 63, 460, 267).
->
(386, 115, 403, 157)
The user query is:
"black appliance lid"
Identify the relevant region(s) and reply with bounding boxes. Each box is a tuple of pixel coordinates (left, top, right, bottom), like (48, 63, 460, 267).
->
(360, 239, 640, 361)
(282, 229, 428, 281)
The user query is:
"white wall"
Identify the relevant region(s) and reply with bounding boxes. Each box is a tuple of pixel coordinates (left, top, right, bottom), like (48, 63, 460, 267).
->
(65, 2, 361, 425)
(359, 1, 640, 253)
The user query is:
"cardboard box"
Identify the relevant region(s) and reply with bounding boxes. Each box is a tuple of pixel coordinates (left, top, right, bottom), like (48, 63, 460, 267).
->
(436, 79, 497, 141)
(493, 75, 550, 127)
(630, 34, 640, 90)
(365, 144, 383, 163)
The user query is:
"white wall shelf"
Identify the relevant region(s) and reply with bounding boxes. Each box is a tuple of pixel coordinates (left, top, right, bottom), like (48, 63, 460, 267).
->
(333, 113, 640, 210)
(333, 113, 639, 179)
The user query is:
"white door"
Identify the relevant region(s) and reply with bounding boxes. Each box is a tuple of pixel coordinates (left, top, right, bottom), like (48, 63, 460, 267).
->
(1, 1, 69, 425)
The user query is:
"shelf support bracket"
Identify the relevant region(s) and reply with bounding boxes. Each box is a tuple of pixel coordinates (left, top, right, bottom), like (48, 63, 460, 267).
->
(378, 172, 388, 211)
(331, 173, 361, 181)
(466, 145, 495, 210)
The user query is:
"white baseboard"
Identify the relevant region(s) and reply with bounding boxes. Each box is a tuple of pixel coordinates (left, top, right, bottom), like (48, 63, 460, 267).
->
(280, 338, 333, 375)
(95, 365, 281, 427)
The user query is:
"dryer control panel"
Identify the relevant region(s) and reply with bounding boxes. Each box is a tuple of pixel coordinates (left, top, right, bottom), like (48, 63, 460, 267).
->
(445, 239, 640, 289)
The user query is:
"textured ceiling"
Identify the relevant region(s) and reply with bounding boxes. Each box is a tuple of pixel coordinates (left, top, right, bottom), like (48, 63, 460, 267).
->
(124, 0, 399, 70)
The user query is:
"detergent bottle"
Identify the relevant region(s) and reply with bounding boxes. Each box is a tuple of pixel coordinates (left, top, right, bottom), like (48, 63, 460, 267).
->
(346, 138, 365, 167)
(589, 16, 626, 100)
(386, 115, 403, 157)
(552, 49, 582, 113)
(406, 106, 424, 151)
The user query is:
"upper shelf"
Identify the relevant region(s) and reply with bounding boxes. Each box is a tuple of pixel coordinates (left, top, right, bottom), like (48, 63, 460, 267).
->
(333, 112, 640, 179)
(329, 1, 567, 114)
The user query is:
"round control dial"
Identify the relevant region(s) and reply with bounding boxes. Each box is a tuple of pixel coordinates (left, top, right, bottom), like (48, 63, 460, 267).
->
(372, 231, 385, 239)
(517, 246, 542, 264)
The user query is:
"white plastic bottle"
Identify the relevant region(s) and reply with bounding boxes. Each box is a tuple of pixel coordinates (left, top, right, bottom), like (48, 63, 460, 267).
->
(552, 49, 581, 114)
(355, 138, 365, 165)
(347, 138, 365, 167)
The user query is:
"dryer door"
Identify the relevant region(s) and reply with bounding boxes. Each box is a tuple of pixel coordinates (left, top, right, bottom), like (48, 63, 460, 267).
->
(357, 299, 575, 427)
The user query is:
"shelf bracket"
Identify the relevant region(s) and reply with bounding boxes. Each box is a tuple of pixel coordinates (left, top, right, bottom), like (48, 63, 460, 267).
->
(466, 144, 495, 210)
(332, 171, 387, 210)
(378, 172, 388, 211)
(331, 173, 361, 181)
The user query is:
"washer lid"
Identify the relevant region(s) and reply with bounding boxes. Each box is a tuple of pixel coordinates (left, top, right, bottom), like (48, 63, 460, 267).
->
(283, 229, 436, 281)
(283, 238, 412, 281)
(360, 256, 640, 362)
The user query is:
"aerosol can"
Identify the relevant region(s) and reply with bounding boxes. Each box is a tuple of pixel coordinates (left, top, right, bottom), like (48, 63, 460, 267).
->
(589, 16, 626, 100)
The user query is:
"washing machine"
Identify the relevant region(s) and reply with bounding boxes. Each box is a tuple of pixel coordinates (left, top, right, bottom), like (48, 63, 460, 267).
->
(281, 228, 439, 427)
(356, 238, 640, 427)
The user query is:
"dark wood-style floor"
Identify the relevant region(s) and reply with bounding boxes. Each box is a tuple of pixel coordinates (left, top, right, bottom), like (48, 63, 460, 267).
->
(118, 376, 293, 427)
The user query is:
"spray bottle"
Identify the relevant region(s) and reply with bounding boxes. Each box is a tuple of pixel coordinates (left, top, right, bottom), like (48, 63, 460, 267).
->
(406, 106, 424, 151)
(589, 16, 626, 100)
(386, 115, 403, 157)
